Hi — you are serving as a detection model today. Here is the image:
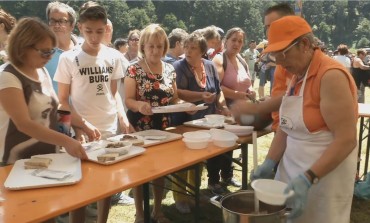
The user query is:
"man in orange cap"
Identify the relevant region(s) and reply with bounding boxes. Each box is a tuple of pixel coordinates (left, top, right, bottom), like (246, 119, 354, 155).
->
(251, 15, 358, 223)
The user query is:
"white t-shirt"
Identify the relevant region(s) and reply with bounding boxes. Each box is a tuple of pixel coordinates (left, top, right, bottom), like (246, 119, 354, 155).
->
(0, 65, 58, 163)
(333, 55, 351, 69)
(243, 48, 260, 74)
(54, 45, 126, 134)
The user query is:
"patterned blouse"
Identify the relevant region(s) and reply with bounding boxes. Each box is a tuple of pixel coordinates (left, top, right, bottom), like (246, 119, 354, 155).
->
(125, 62, 176, 131)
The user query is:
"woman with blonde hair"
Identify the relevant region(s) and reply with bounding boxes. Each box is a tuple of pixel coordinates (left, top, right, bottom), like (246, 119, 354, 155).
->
(124, 23, 186, 223)
(124, 29, 141, 64)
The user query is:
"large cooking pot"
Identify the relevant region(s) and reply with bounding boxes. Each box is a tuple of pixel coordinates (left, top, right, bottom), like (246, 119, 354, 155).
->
(212, 190, 289, 223)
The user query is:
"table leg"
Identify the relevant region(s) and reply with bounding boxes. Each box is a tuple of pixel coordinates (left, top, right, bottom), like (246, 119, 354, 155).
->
(364, 119, 370, 178)
(194, 164, 200, 223)
(357, 117, 364, 177)
(143, 182, 151, 223)
(241, 143, 248, 190)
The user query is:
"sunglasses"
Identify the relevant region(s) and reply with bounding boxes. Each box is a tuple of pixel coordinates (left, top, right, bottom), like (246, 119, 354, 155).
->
(32, 47, 57, 58)
(48, 19, 70, 26)
(129, 38, 139, 42)
(270, 41, 299, 60)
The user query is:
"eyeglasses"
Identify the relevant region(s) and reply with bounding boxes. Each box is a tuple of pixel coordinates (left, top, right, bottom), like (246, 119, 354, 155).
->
(270, 41, 299, 60)
(32, 47, 56, 58)
(129, 38, 139, 42)
(48, 19, 70, 26)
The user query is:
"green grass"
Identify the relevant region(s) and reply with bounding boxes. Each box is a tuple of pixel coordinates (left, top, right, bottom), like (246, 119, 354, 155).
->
(107, 80, 370, 223)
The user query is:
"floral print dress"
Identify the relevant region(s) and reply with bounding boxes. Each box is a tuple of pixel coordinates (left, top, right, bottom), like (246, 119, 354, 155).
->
(125, 62, 176, 131)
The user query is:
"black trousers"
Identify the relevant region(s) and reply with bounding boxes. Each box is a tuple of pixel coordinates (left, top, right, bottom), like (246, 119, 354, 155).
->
(206, 151, 233, 184)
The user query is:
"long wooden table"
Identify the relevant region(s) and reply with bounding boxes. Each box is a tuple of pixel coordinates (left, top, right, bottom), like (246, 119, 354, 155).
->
(0, 125, 270, 223)
(358, 103, 370, 179)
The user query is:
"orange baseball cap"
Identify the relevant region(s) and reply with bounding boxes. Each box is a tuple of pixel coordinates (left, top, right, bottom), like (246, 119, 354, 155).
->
(263, 16, 312, 53)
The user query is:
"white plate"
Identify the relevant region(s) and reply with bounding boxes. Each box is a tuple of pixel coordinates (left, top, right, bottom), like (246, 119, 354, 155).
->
(183, 118, 224, 129)
(223, 125, 254, 136)
(87, 146, 145, 165)
(152, 103, 208, 113)
(4, 153, 81, 190)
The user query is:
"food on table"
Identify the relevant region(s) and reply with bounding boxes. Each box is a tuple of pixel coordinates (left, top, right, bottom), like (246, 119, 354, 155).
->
(120, 134, 144, 146)
(106, 142, 126, 148)
(24, 156, 52, 169)
(144, 135, 167, 140)
(97, 153, 120, 162)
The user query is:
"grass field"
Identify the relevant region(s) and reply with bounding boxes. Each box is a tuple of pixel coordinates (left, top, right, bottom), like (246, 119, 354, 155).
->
(107, 80, 370, 223)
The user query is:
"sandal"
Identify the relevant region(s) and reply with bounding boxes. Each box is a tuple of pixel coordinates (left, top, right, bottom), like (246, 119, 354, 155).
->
(151, 213, 172, 223)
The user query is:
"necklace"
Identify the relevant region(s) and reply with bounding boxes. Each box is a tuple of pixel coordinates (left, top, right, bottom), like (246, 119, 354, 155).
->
(190, 61, 206, 88)
(144, 58, 163, 81)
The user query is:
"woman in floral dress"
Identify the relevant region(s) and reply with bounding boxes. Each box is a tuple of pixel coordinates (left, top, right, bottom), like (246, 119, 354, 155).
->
(124, 24, 185, 223)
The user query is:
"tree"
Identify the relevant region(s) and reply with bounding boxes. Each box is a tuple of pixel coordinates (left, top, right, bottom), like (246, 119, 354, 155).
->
(162, 13, 187, 34)
(357, 36, 370, 48)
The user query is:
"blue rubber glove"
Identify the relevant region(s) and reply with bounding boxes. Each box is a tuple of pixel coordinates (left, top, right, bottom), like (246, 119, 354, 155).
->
(250, 158, 276, 181)
(284, 174, 312, 219)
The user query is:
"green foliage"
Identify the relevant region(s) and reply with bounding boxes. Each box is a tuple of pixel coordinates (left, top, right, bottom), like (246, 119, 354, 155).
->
(162, 13, 187, 34)
(2, 0, 370, 50)
(357, 37, 370, 48)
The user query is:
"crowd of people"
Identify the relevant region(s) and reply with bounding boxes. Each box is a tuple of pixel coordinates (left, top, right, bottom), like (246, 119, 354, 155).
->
(0, 1, 363, 223)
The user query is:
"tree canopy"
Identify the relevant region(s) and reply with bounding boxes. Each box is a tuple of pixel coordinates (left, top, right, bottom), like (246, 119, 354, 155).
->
(1, 0, 369, 50)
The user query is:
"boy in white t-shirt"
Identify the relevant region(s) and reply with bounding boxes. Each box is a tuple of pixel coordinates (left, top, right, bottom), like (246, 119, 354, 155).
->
(54, 2, 130, 142)
(54, 2, 131, 222)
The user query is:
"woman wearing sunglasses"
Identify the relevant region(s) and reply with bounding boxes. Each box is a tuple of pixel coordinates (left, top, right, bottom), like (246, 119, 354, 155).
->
(124, 29, 141, 64)
(0, 18, 87, 164)
(249, 16, 358, 223)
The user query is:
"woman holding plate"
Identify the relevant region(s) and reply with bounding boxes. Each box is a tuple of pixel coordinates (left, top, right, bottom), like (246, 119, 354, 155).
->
(124, 23, 188, 223)
(173, 32, 232, 201)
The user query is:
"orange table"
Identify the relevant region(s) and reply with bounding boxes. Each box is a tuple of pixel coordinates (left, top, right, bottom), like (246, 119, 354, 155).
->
(358, 103, 370, 179)
(0, 125, 270, 223)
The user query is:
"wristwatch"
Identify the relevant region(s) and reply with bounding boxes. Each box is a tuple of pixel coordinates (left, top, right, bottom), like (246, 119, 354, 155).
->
(305, 169, 319, 184)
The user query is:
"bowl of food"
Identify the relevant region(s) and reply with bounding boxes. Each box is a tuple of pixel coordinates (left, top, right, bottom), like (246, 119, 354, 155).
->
(251, 179, 294, 205)
(223, 125, 254, 136)
(182, 131, 211, 149)
(209, 129, 238, 148)
(104, 141, 132, 155)
(205, 114, 225, 126)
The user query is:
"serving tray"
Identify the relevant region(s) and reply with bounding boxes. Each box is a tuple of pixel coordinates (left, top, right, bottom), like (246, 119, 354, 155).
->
(86, 146, 145, 165)
(108, 130, 182, 148)
(152, 103, 208, 113)
(4, 153, 81, 190)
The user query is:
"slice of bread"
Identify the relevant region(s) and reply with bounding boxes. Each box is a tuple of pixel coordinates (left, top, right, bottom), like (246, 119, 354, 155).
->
(97, 153, 120, 162)
(24, 156, 52, 169)
(120, 135, 144, 146)
(24, 165, 48, 170)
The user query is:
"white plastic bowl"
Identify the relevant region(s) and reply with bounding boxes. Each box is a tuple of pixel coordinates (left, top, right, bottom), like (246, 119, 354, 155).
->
(251, 179, 294, 205)
(104, 141, 132, 154)
(183, 131, 211, 140)
(224, 125, 254, 136)
(182, 138, 209, 149)
(209, 129, 238, 148)
(205, 114, 225, 126)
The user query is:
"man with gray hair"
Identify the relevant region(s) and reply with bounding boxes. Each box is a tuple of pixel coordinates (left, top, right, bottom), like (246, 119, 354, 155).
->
(163, 28, 188, 64)
(45, 1, 78, 93)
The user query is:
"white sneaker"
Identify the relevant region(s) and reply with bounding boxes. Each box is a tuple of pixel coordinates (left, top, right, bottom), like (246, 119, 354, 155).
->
(117, 194, 134, 205)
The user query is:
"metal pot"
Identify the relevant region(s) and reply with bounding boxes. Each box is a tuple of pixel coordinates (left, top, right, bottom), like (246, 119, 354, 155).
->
(211, 190, 288, 223)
